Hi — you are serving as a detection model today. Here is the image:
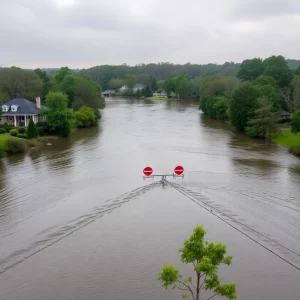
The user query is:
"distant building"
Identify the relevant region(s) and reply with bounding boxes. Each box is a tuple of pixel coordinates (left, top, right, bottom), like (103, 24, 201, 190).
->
(102, 90, 111, 97)
(119, 83, 145, 93)
(0, 97, 46, 127)
(160, 91, 167, 97)
(119, 85, 129, 92)
(133, 83, 145, 93)
(280, 110, 292, 121)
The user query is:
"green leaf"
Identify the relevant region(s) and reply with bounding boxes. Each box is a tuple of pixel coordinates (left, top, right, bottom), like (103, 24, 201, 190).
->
(158, 264, 181, 289)
(215, 283, 237, 300)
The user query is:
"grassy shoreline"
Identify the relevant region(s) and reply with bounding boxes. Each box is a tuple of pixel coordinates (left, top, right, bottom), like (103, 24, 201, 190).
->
(271, 129, 300, 156)
(0, 133, 59, 158)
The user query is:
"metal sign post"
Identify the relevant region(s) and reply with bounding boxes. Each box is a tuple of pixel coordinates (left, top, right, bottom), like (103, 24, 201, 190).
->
(143, 166, 184, 185)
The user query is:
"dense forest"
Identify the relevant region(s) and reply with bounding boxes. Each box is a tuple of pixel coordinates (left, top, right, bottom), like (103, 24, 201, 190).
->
(34, 59, 299, 91)
(198, 55, 300, 155)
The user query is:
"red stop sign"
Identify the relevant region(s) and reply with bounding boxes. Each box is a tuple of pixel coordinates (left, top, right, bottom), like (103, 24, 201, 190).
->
(174, 165, 184, 176)
(143, 166, 153, 176)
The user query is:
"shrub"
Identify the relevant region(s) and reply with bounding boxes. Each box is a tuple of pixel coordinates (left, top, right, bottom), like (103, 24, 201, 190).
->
(0, 128, 6, 134)
(17, 133, 27, 139)
(37, 126, 45, 136)
(26, 117, 39, 139)
(10, 129, 19, 136)
(5, 126, 15, 133)
(18, 128, 26, 134)
(75, 106, 97, 128)
(204, 96, 230, 120)
(5, 137, 25, 154)
(245, 126, 259, 137)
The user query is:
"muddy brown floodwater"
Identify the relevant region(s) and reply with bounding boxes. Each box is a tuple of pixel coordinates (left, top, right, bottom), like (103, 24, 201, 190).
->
(0, 98, 300, 300)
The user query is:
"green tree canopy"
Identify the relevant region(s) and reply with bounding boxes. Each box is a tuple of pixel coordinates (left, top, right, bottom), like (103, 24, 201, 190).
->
(253, 75, 278, 89)
(0, 67, 43, 101)
(45, 91, 69, 110)
(200, 75, 240, 100)
(124, 74, 137, 89)
(55, 66, 72, 83)
(291, 76, 300, 111)
(237, 58, 264, 81)
(149, 76, 158, 91)
(291, 109, 300, 134)
(142, 84, 153, 97)
(44, 92, 74, 137)
(246, 97, 281, 137)
(205, 96, 230, 120)
(263, 55, 293, 88)
(109, 78, 125, 90)
(253, 84, 280, 111)
(34, 68, 52, 102)
(164, 76, 178, 96)
(230, 84, 260, 131)
(158, 225, 236, 300)
(72, 76, 106, 111)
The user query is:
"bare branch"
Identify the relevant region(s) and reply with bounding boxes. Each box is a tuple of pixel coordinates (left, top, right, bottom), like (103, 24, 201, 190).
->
(200, 275, 207, 290)
(175, 284, 190, 292)
(206, 293, 217, 300)
(177, 280, 196, 300)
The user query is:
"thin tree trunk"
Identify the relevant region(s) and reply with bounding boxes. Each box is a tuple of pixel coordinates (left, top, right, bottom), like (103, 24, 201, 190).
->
(196, 272, 200, 300)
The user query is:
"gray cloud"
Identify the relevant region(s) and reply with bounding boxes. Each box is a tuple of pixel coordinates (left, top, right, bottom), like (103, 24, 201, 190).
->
(0, 0, 299, 68)
(231, 0, 300, 20)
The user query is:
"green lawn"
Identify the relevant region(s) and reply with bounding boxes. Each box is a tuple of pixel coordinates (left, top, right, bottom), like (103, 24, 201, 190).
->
(272, 129, 300, 148)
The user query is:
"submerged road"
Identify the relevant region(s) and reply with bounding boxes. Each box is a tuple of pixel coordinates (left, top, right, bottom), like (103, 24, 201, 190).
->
(0, 98, 300, 299)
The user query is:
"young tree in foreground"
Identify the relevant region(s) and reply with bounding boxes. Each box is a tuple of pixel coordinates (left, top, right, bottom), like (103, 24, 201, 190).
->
(26, 117, 39, 139)
(158, 225, 237, 300)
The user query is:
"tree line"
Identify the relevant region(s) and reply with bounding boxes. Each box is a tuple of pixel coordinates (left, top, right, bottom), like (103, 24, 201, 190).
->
(0, 66, 106, 137)
(80, 60, 300, 91)
(81, 62, 242, 91)
(199, 55, 300, 142)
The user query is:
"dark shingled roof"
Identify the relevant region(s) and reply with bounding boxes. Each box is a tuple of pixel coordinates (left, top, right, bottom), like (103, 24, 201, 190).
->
(280, 110, 292, 117)
(1, 98, 46, 115)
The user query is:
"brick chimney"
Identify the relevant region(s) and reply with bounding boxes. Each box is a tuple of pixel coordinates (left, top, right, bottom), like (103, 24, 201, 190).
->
(36, 97, 41, 109)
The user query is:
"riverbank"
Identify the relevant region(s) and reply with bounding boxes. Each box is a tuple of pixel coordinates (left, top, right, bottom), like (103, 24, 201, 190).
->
(145, 96, 170, 101)
(0, 133, 59, 158)
(272, 129, 300, 156)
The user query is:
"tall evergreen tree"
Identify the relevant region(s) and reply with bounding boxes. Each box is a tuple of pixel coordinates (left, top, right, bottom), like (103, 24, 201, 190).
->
(246, 98, 281, 137)
(27, 117, 39, 139)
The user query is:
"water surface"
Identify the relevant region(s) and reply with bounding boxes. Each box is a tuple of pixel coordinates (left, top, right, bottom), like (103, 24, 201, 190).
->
(0, 98, 300, 300)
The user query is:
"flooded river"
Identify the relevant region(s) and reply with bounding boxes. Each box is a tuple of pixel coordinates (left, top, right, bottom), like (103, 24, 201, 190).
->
(0, 98, 300, 300)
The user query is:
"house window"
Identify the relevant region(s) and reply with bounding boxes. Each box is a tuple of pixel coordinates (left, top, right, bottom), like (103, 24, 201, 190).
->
(11, 105, 19, 112)
(9, 117, 13, 121)
(2, 106, 9, 112)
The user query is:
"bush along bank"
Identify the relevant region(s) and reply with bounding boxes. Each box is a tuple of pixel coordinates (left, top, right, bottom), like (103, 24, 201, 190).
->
(199, 55, 300, 157)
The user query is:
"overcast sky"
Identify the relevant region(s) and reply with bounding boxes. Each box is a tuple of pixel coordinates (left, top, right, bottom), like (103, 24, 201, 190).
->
(1, 0, 300, 69)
